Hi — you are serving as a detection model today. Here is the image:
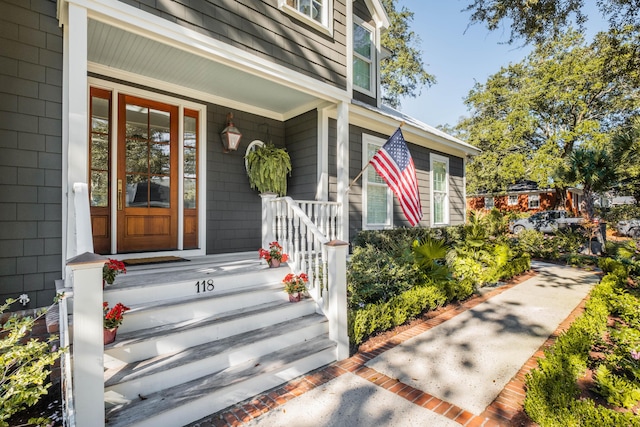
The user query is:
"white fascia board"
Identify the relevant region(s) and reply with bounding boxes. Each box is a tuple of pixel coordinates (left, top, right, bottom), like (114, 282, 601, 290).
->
(363, 0, 390, 29)
(65, 0, 350, 106)
(347, 104, 481, 158)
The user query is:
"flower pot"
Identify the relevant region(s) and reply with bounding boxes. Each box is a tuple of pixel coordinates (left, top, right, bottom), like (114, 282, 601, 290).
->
(269, 259, 281, 268)
(104, 327, 118, 345)
(288, 293, 301, 303)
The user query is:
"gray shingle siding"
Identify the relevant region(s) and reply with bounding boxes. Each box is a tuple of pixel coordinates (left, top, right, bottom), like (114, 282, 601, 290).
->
(118, 0, 348, 89)
(0, 0, 62, 308)
(286, 111, 318, 200)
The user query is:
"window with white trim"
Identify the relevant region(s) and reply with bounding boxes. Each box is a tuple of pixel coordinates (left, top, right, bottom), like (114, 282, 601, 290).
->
(484, 197, 494, 209)
(353, 19, 375, 95)
(508, 195, 518, 206)
(431, 154, 449, 225)
(280, 0, 332, 31)
(528, 194, 540, 209)
(362, 134, 392, 229)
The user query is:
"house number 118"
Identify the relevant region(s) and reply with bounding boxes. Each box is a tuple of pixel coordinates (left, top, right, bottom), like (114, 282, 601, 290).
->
(195, 279, 215, 294)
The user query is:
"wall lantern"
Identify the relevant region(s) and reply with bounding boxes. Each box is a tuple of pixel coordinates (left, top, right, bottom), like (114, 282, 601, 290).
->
(220, 113, 242, 153)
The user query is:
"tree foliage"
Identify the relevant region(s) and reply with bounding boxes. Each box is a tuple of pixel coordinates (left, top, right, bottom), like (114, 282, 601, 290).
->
(463, 0, 640, 45)
(380, 0, 436, 109)
(610, 118, 640, 205)
(459, 28, 640, 194)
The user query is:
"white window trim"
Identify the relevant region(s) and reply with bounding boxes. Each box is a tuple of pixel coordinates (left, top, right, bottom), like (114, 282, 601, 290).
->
(353, 17, 376, 97)
(362, 133, 393, 229)
(278, 0, 334, 36)
(508, 194, 518, 206)
(430, 154, 450, 227)
(528, 194, 540, 209)
(88, 77, 207, 257)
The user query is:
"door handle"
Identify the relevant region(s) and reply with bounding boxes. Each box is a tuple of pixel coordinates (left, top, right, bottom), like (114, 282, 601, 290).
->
(117, 179, 123, 210)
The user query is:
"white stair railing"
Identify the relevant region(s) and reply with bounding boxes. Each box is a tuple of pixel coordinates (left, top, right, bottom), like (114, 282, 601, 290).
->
(261, 195, 349, 360)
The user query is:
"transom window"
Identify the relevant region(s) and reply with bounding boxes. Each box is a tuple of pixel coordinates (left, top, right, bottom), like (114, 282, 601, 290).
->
(353, 19, 374, 95)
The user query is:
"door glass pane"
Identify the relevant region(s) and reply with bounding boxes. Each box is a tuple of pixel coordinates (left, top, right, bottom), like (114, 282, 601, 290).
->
(90, 171, 108, 207)
(150, 143, 170, 174)
(126, 174, 147, 207)
(184, 178, 196, 209)
(150, 109, 170, 142)
(125, 105, 148, 139)
(149, 176, 170, 207)
(125, 139, 148, 174)
(91, 135, 108, 170)
(184, 147, 196, 177)
(91, 97, 109, 132)
(184, 116, 197, 148)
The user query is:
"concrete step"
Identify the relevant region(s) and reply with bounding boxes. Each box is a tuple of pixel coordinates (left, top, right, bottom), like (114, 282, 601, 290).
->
(104, 313, 329, 400)
(104, 336, 336, 427)
(105, 298, 317, 365)
(116, 282, 289, 334)
(104, 259, 289, 306)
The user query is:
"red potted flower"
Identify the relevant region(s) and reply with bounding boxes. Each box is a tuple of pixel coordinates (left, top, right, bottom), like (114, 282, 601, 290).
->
(258, 241, 289, 268)
(283, 273, 308, 302)
(103, 302, 130, 345)
(103, 258, 126, 286)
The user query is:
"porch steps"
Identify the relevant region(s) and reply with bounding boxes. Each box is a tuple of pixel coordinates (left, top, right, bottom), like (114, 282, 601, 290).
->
(102, 254, 336, 427)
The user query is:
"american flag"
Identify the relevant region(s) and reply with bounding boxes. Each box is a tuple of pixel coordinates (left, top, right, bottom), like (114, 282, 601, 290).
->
(370, 128, 423, 226)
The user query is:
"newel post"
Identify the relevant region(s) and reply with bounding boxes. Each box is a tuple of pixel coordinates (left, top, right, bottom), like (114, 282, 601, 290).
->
(260, 193, 277, 249)
(67, 252, 106, 427)
(325, 240, 349, 360)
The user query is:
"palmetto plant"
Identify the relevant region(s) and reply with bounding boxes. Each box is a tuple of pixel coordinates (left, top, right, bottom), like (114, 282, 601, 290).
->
(412, 236, 451, 283)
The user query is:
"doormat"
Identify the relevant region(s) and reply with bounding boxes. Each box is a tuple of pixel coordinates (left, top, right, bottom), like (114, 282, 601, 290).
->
(122, 256, 190, 266)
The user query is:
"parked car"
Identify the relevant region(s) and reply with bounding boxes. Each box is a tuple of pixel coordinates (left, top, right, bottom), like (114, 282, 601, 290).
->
(616, 219, 640, 238)
(509, 210, 584, 235)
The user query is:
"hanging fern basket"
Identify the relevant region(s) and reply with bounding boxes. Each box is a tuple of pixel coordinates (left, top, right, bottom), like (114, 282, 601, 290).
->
(245, 143, 292, 196)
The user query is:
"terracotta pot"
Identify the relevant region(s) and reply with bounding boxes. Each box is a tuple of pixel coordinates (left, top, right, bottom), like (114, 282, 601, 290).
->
(104, 327, 118, 345)
(288, 293, 301, 303)
(269, 259, 281, 268)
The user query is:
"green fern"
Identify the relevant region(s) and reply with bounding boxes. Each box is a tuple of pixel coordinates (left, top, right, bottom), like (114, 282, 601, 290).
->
(245, 143, 292, 196)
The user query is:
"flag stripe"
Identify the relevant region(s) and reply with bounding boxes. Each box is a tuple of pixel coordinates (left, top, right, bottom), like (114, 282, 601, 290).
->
(369, 128, 423, 226)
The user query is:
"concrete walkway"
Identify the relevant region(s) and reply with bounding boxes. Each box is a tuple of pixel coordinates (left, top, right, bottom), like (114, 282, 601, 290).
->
(189, 262, 600, 427)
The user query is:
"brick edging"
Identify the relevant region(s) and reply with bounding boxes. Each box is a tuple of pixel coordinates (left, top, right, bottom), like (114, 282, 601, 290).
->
(189, 267, 593, 427)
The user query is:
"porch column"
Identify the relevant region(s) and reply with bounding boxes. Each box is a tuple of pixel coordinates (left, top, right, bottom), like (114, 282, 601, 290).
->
(326, 240, 349, 360)
(63, 2, 89, 262)
(68, 253, 106, 427)
(335, 101, 349, 241)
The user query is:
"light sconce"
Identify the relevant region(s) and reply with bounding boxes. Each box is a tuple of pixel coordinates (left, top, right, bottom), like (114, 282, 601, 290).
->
(220, 113, 242, 153)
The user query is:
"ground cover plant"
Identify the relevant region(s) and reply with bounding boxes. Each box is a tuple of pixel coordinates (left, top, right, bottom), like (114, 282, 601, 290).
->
(347, 211, 530, 346)
(523, 254, 640, 426)
(1, 298, 65, 427)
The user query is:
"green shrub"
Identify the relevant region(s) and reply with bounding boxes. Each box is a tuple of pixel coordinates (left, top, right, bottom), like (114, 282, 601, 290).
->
(0, 299, 66, 427)
(601, 204, 640, 225)
(348, 283, 447, 346)
(594, 365, 640, 409)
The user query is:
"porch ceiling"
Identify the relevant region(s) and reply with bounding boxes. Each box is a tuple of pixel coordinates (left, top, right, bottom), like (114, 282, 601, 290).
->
(87, 19, 319, 118)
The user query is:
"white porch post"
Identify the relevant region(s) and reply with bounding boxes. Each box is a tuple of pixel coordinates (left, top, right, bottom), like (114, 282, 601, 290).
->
(335, 101, 349, 241)
(261, 193, 277, 249)
(63, 2, 89, 262)
(326, 240, 349, 360)
(67, 253, 106, 427)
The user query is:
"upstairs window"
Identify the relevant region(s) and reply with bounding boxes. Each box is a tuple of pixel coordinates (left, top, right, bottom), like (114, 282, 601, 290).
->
(353, 19, 375, 95)
(281, 0, 331, 32)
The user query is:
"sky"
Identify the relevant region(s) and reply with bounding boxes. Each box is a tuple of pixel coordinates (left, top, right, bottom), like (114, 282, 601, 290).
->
(395, 0, 607, 128)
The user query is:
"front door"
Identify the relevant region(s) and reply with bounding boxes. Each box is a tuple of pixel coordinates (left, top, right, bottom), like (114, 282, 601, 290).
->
(117, 94, 179, 253)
